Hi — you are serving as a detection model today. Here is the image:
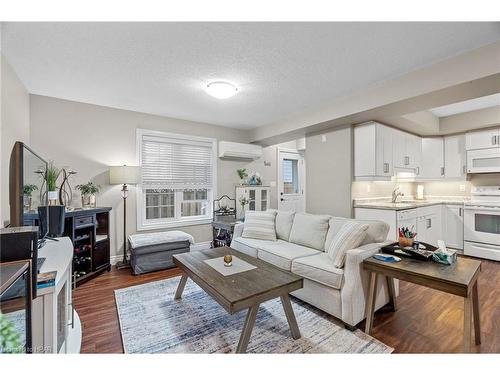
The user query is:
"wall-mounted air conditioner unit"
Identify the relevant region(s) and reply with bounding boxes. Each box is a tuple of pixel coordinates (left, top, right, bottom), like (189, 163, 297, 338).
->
(218, 141, 262, 160)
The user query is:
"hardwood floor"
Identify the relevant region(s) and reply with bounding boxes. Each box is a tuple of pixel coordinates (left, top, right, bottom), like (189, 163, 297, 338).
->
(73, 259, 500, 354)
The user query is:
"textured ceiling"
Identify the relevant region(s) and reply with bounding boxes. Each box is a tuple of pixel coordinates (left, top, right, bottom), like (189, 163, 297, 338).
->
(3, 22, 500, 129)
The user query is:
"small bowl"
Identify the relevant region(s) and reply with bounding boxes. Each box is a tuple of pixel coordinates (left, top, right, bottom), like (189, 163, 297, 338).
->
(398, 237, 414, 248)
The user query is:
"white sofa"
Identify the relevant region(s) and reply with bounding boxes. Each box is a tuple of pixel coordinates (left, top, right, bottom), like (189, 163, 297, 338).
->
(230, 211, 397, 328)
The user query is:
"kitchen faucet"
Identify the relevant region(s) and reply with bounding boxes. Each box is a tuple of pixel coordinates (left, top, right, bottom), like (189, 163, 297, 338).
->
(392, 186, 404, 203)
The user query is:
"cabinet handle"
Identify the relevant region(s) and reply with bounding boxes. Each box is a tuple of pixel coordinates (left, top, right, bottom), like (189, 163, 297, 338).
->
(459, 207, 463, 217)
(426, 218, 431, 229)
(416, 167, 420, 175)
(493, 135, 497, 145)
(383, 162, 389, 173)
(404, 156, 409, 166)
(441, 167, 445, 176)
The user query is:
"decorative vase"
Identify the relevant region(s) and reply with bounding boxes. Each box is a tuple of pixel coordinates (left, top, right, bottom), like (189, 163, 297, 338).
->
(23, 195, 32, 212)
(48, 190, 58, 205)
(89, 194, 96, 208)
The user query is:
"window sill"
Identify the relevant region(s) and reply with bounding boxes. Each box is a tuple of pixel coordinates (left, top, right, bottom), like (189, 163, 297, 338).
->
(137, 217, 213, 231)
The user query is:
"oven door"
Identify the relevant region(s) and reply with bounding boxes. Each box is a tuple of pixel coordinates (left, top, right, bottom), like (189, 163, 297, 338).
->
(464, 206, 500, 245)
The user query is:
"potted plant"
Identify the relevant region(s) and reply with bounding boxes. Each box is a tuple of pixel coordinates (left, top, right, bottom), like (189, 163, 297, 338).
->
(76, 182, 101, 208)
(23, 184, 38, 212)
(46, 162, 61, 205)
(236, 168, 248, 185)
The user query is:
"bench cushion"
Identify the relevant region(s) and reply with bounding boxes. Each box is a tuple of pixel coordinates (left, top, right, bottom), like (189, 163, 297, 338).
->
(230, 237, 272, 258)
(257, 240, 320, 271)
(291, 253, 344, 289)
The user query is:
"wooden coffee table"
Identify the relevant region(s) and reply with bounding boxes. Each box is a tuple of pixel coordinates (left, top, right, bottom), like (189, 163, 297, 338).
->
(172, 246, 304, 353)
(363, 255, 481, 352)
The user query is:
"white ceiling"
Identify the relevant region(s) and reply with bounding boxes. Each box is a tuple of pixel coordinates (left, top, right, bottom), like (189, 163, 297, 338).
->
(3, 22, 500, 129)
(429, 93, 500, 117)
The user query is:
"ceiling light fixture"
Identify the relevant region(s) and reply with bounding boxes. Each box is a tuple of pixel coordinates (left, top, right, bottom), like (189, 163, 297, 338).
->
(205, 81, 238, 99)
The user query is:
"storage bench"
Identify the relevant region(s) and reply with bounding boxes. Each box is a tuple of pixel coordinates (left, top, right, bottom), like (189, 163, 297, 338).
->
(128, 231, 194, 275)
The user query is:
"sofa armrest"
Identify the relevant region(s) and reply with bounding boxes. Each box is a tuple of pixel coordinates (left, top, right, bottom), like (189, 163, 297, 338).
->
(340, 240, 394, 326)
(233, 222, 244, 238)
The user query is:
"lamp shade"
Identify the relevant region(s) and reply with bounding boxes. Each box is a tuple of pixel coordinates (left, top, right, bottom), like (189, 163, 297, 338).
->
(109, 165, 141, 185)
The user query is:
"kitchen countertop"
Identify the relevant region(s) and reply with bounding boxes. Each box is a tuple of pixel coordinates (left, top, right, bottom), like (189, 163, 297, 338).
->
(353, 198, 468, 211)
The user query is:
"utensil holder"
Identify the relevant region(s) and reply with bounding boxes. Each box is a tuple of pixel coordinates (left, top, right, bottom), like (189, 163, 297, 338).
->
(398, 237, 414, 248)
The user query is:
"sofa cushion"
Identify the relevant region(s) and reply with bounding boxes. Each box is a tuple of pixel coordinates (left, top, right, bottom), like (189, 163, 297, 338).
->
(324, 217, 389, 250)
(275, 210, 296, 241)
(291, 253, 344, 289)
(257, 240, 320, 271)
(288, 213, 330, 250)
(327, 221, 368, 268)
(230, 237, 275, 258)
(242, 210, 277, 241)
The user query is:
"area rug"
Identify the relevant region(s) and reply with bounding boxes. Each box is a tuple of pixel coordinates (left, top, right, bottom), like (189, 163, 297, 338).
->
(114, 276, 393, 354)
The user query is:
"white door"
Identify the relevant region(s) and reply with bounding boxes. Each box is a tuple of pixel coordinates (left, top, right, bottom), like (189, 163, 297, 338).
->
(392, 129, 407, 168)
(421, 138, 444, 179)
(407, 134, 422, 171)
(278, 150, 305, 212)
(443, 205, 464, 250)
(375, 124, 393, 176)
(444, 134, 466, 179)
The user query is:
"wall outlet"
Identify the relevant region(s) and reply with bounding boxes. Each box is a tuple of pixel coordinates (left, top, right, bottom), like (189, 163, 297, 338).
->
(367, 184, 371, 193)
(459, 184, 466, 192)
(321, 134, 327, 143)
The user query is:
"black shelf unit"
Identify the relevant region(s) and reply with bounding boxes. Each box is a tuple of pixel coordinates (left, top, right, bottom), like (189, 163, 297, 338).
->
(24, 207, 111, 287)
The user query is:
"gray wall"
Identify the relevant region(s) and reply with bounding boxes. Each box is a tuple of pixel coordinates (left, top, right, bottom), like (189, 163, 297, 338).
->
(1, 54, 30, 226)
(305, 126, 352, 217)
(29, 95, 249, 259)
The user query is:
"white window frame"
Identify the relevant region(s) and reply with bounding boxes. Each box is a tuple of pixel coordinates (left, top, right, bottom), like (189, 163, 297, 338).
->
(136, 128, 217, 231)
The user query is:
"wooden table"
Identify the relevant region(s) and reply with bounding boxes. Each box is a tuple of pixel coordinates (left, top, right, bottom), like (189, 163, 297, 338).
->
(172, 246, 304, 353)
(363, 256, 481, 352)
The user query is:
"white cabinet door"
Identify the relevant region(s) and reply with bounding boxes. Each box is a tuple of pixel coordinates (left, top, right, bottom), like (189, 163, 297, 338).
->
(375, 124, 393, 176)
(420, 138, 444, 179)
(444, 134, 466, 179)
(407, 133, 422, 171)
(443, 205, 464, 250)
(392, 128, 408, 168)
(466, 127, 500, 150)
(416, 205, 442, 247)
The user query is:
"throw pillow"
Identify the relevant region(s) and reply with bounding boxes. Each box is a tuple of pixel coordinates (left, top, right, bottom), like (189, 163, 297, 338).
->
(242, 211, 277, 241)
(288, 213, 330, 250)
(275, 210, 296, 241)
(327, 221, 368, 268)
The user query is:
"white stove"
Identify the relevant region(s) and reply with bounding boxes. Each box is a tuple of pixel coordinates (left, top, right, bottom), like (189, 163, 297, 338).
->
(464, 186, 500, 261)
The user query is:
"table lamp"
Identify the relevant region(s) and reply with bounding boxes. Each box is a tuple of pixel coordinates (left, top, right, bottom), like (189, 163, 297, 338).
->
(109, 165, 141, 269)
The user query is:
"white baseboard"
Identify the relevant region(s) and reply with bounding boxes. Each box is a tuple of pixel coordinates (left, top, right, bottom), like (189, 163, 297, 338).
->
(110, 241, 212, 264)
(190, 241, 212, 252)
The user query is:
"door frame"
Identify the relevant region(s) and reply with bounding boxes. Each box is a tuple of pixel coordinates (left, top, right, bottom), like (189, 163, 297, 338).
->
(277, 147, 306, 211)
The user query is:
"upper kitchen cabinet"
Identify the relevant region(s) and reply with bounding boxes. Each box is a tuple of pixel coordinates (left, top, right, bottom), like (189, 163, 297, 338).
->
(354, 122, 393, 180)
(392, 129, 421, 172)
(466, 127, 500, 150)
(444, 134, 467, 179)
(420, 138, 444, 179)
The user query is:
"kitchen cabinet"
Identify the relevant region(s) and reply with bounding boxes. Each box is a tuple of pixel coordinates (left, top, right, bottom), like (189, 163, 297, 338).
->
(465, 127, 500, 150)
(442, 204, 464, 250)
(420, 138, 444, 179)
(416, 205, 442, 247)
(444, 134, 467, 179)
(354, 122, 393, 179)
(392, 129, 421, 172)
(235, 186, 271, 219)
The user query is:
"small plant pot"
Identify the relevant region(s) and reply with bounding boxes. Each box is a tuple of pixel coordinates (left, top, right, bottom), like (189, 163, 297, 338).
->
(48, 190, 58, 205)
(399, 237, 414, 248)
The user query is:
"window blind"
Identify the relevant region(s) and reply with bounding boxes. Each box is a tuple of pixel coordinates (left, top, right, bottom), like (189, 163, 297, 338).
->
(141, 134, 214, 189)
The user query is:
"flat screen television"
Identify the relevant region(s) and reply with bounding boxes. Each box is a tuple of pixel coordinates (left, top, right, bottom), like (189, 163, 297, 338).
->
(9, 141, 49, 238)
